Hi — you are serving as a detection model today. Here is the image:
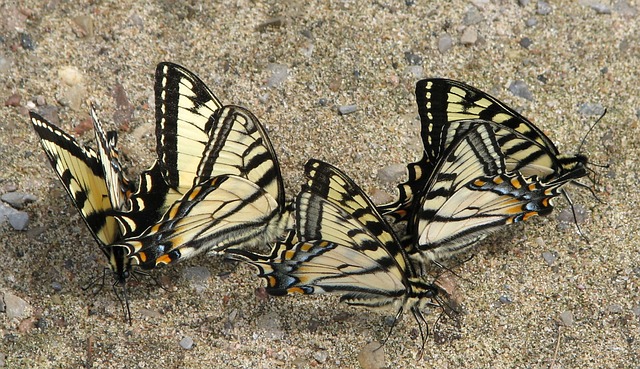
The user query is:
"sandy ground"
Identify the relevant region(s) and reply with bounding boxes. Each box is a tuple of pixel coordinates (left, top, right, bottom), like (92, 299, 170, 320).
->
(1, 1, 639, 368)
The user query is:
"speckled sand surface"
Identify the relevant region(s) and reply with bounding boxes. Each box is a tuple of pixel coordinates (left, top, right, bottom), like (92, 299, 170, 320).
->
(1, 1, 639, 368)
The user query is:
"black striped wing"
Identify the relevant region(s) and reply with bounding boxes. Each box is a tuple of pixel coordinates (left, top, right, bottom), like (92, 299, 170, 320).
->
(30, 112, 122, 247)
(115, 175, 284, 269)
(155, 62, 223, 194)
(116, 104, 287, 266)
(411, 123, 567, 261)
(91, 107, 132, 211)
(380, 78, 588, 222)
(230, 160, 438, 312)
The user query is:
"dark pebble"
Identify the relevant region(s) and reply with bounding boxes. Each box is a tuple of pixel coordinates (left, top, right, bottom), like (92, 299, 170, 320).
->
(498, 295, 513, 304)
(51, 281, 63, 292)
(404, 51, 422, 65)
(20, 33, 35, 50)
(318, 98, 328, 106)
(519, 37, 533, 49)
(508, 80, 534, 101)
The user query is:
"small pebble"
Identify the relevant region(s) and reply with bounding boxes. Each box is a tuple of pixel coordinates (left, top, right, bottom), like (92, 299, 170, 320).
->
(460, 27, 478, 45)
(313, 350, 328, 364)
(377, 164, 406, 184)
(438, 33, 453, 53)
(4, 292, 30, 319)
(463, 7, 484, 25)
(72, 15, 94, 37)
(368, 188, 394, 205)
(20, 33, 35, 50)
(179, 336, 194, 349)
(632, 305, 640, 316)
(58, 66, 84, 86)
(337, 104, 358, 115)
(613, 0, 638, 16)
(0, 54, 12, 74)
(318, 98, 328, 106)
(4, 93, 21, 107)
(519, 37, 533, 49)
(607, 304, 622, 313)
(357, 342, 385, 369)
(525, 17, 538, 27)
(542, 251, 557, 266)
(266, 63, 289, 87)
(577, 102, 605, 116)
(404, 51, 422, 65)
(499, 295, 513, 304)
(182, 266, 211, 285)
(518, 0, 530, 6)
(139, 308, 163, 319)
(559, 310, 574, 326)
(581, 1, 611, 14)
(255, 17, 287, 32)
(557, 204, 588, 224)
(8, 211, 29, 231)
(256, 312, 284, 339)
(51, 281, 63, 292)
(35, 95, 46, 106)
(508, 80, 534, 101)
(1, 192, 37, 209)
(405, 65, 423, 79)
(537, 1, 552, 15)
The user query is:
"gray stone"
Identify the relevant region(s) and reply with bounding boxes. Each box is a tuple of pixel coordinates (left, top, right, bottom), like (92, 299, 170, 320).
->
(542, 251, 557, 266)
(438, 33, 453, 53)
(313, 350, 328, 363)
(266, 63, 289, 87)
(578, 102, 605, 116)
(463, 7, 484, 25)
(525, 17, 538, 27)
(179, 336, 194, 349)
(183, 266, 211, 285)
(4, 292, 29, 319)
(7, 211, 29, 231)
(559, 310, 574, 326)
(337, 104, 358, 115)
(508, 80, 534, 101)
(1, 192, 37, 209)
(537, 1, 552, 15)
(377, 164, 406, 184)
(256, 311, 284, 339)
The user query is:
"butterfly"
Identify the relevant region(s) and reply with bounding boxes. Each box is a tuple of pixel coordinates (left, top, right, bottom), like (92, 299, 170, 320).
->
(408, 122, 572, 262)
(380, 78, 588, 225)
(30, 108, 139, 321)
(113, 63, 289, 269)
(117, 106, 289, 269)
(228, 159, 443, 348)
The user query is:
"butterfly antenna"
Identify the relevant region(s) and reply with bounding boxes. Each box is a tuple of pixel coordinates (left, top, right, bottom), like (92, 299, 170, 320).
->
(577, 108, 606, 154)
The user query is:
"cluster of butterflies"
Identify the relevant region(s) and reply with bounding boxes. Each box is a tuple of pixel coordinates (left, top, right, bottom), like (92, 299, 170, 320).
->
(30, 62, 589, 349)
